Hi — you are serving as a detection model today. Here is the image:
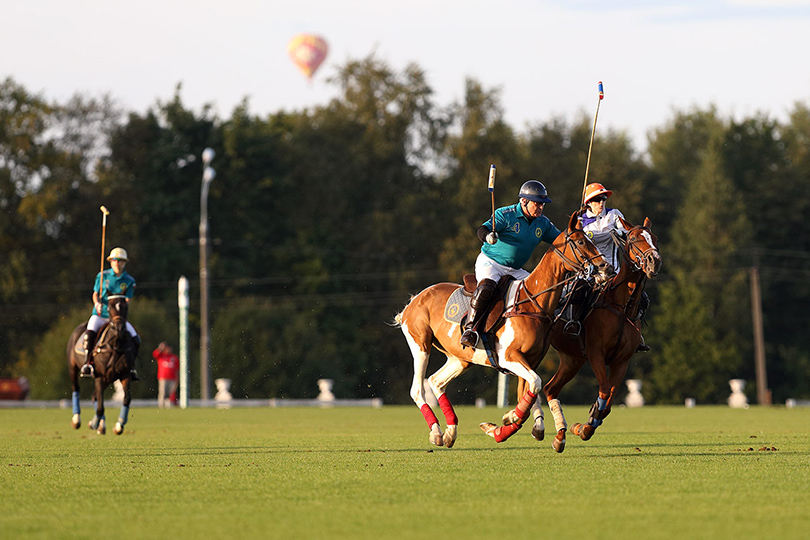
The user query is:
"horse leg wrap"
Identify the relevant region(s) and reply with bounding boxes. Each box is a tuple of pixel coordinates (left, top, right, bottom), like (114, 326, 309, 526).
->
(548, 399, 568, 432)
(515, 391, 537, 423)
(493, 421, 523, 442)
(587, 396, 608, 428)
(118, 405, 130, 425)
(420, 404, 440, 429)
(72, 392, 81, 415)
(437, 394, 458, 426)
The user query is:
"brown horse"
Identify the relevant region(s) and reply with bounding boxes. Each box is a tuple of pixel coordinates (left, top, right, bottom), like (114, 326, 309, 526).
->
(512, 217, 661, 442)
(67, 295, 137, 435)
(395, 212, 610, 450)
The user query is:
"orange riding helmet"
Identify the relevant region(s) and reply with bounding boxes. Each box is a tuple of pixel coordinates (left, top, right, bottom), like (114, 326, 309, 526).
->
(583, 183, 613, 203)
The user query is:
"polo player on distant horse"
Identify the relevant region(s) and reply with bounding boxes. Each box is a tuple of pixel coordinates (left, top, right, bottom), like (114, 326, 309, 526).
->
(460, 180, 560, 349)
(80, 247, 141, 380)
(577, 182, 650, 352)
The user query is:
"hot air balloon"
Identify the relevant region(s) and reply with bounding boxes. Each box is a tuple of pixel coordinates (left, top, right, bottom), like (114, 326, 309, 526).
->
(287, 34, 328, 81)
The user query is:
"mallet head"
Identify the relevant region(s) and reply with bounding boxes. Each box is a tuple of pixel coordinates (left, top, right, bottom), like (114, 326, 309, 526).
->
(100, 205, 110, 215)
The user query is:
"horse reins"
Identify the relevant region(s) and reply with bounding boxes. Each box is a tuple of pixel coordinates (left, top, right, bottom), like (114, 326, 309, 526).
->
(612, 227, 657, 274)
(510, 230, 604, 317)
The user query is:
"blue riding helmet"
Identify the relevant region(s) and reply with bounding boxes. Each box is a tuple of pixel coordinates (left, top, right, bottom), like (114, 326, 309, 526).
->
(518, 180, 552, 203)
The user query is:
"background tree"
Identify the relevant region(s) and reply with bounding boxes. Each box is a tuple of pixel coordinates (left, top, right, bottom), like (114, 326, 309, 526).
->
(644, 131, 752, 403)
(3, 60, 810, 405)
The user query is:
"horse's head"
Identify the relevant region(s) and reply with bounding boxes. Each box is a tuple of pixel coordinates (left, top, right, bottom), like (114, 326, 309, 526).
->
(96, 295, 134, 381)
(561, 211, 612, 284)
(620, 216, 662, 279)
(108, 295, 128, 322)
(107, 295, 129, 345)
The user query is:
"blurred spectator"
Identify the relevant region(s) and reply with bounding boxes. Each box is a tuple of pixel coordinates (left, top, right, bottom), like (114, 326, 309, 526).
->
(153, 342, 179, 408)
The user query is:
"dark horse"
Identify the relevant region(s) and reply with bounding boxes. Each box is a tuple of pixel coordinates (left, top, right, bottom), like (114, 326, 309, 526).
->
(511, 217, 661, 442)
(395, 213, 610, 451)
(67, 295, 137, 435)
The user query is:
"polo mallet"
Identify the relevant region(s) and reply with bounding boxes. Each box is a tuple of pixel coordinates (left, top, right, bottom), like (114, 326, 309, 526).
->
(98, 206, 110, 309)
(488, 164, 496, 230)
(581, 81, 604, 206)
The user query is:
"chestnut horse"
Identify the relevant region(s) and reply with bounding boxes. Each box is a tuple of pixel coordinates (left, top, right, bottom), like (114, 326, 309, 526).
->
(67, 295, 136, 435)
(395, 213, 610, 451)
(512, 217, 661, 442)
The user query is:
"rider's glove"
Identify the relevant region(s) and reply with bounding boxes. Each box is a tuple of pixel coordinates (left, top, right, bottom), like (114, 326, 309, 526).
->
(94, 302, 103, 315)
(485, 232, 498, 245)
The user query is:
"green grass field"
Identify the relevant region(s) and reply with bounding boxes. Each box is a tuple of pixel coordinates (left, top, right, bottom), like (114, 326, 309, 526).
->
(1, 404, 808, 540)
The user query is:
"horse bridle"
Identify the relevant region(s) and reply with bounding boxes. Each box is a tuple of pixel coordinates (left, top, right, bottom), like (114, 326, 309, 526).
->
(613, 227, 659, 274)
(552, 229, 606, 278)
(511, 230, 606, 315)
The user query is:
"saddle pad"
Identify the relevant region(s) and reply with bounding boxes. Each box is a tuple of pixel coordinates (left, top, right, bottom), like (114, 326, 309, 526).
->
(444, 286, 470, 325)
(444, 279, 526, 327)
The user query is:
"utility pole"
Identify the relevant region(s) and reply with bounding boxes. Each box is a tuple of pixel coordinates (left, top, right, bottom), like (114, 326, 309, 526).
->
(749, 265, 770, 405)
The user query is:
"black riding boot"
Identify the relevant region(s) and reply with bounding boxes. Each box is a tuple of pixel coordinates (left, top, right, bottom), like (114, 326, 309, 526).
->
(460, 279, 496, 349)
(129, 335, 141, 381)
(80, 330, 97, 378)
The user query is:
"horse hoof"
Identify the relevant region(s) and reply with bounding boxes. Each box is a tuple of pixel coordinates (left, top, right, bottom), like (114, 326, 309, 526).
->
(480, 422, 497, 438)
(502, 409, 519, 426)
(71, 414, 81, 430)
(571, 423, 594, 441)
(531, 425, 545, 441)
(429, 425, 444, 447)
(114, 422, 124, 435)
(552, 429, 566, 453)
(443, 425, 457, 448)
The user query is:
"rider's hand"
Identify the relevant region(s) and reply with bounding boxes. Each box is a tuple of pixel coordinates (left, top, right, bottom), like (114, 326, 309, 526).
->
(94, 302, 103, 315)
(485, 232, 498, 245)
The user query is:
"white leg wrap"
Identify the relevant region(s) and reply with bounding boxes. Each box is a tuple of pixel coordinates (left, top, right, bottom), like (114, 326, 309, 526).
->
(548, 398, 567, 432)
(533, 403, 544, 429)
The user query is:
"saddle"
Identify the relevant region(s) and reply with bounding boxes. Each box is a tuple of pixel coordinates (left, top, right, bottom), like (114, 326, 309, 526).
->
(72, 322, 121, 360)
(445, 274, 515, 334)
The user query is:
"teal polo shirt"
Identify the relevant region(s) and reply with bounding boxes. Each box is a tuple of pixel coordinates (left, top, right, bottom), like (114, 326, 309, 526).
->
(480, 202, 561, 269)
(91, 269, 136, 318)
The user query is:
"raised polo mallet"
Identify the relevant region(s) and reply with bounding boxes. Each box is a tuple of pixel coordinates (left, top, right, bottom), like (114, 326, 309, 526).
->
(581, 81, 604, 206)
(488, 164, 496, 232)
(98, 206, 110, 311)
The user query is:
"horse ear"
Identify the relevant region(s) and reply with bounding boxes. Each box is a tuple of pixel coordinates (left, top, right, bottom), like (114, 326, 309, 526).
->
(617, 215, 633, 230)
(568, 211, 579, 232)
(644, 216, 652, 228)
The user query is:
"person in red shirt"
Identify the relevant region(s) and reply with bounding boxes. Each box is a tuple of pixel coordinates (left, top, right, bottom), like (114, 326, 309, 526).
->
(153, 342, 179, 408)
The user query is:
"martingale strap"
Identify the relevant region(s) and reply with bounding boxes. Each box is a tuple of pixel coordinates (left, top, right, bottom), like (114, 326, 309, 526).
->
(508, 275, 577, 320)
(479, 333, 511, 375)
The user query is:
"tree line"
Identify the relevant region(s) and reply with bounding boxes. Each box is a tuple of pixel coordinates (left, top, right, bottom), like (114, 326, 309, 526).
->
(2, 55, 809, 405)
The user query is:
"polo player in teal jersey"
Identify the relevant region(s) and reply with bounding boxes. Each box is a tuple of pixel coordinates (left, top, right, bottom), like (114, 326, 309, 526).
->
(80, 247, 141, 379)
(460, 181, 561, 349)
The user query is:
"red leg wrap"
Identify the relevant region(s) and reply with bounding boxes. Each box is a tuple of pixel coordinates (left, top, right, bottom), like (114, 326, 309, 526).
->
(437, 393, 458, 425)
(420, 404, 439, 428)
(515, 391, 537, 422)
(494, 421, 523, 442)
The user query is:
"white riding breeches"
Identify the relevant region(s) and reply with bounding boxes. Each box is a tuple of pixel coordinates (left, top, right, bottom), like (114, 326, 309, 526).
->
(88, 315, 137, 338)
(474, 252, 530, 283)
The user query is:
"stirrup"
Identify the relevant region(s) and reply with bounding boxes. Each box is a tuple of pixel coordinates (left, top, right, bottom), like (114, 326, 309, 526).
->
(460, 328, 479, 349)
(129, 370, 140, 381)
(80, 363, 94, 378)
(562, 320, 581, 337)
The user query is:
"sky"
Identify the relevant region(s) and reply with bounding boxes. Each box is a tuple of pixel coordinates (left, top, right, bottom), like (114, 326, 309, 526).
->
(3, 0, 810, 153)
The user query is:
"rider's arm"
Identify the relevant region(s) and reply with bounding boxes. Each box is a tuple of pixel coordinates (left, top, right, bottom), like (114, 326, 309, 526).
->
(477, 225, 491, 243)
